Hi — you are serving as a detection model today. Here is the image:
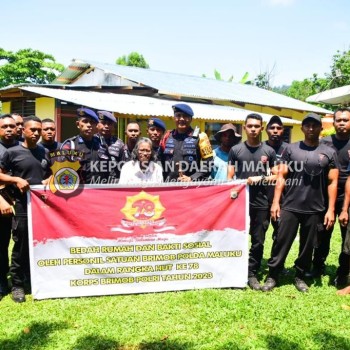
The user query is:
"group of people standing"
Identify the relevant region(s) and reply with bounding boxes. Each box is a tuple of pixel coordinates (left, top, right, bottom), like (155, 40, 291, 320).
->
(0, 103, 349, 303)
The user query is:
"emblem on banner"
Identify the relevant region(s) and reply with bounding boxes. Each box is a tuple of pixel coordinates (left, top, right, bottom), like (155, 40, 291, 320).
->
(49, 160, 81, 195)
(111, 191, 175, 233)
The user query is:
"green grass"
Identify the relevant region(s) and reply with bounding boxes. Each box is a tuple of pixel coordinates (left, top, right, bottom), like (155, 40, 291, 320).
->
(1, 226, 350, 350)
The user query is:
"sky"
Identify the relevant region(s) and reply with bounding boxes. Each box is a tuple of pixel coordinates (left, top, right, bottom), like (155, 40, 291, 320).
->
(2, 0, 350, 87)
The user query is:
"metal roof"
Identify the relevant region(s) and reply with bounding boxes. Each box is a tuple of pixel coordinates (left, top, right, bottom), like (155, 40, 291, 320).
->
(306, 85, 350, 105)
(20, 86, 301, 125)
(66, 59, 331, 114)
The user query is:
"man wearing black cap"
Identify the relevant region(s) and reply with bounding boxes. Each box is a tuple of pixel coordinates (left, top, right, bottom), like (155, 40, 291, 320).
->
(147, 117, 166, 159)
(310, 108, 350, 286)
(96, 111, 118, 146)
(227, 113, 277, 290)
(61, 108, 111, 184)
(160, 103, 213, 182)
(262, 113, 339, 293)
(264, 116, 288, 240)
(211, 123, 241, 180)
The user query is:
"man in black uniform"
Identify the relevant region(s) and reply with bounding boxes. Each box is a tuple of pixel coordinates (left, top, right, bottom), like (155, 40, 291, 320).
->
(337, 175, 350, 294)
(227, 113, 277, 290)
(264, 115, 288, 239)
(147, 117, 166, 159)
(38, 118, 62, 152)
(160, 103, 213, 182)
(263, 113, 339, 293)
(11, 113, 24, 142)
(61, 108, 111, 184)
(310, 108, 350, 284)
(0, 116, 51, 302)
(96, 110, 118, 146)
(109, 121, 140, 166)
(0, 114, 19, 299)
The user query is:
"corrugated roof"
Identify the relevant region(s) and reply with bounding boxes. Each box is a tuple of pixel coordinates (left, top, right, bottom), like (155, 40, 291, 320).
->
(67, 59, 331, 114)
(306, 85, 350, 105)
(20, 86, 301, 125)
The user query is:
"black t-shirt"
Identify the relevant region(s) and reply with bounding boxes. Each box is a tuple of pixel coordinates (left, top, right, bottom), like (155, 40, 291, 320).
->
(280, 141, 339, 214)
(264, 141, 288, 205)
(320, 135, 350, 202)
(228, 142, 276, 209)
(0, 144, 51, 214)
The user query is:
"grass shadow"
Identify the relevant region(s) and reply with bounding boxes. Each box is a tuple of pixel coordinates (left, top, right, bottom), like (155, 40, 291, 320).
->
(0, 321, 69, 350)
(313, 331, 350, 349)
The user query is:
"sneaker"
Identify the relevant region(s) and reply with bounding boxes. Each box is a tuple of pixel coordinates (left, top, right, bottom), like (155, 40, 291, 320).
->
(248, 276, 261, 291)
(294, 277, 309, 293)
(261, 277, 277, 292)
(11, 287, 26, 303)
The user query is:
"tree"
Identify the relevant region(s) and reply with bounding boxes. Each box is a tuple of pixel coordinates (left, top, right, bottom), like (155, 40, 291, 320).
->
(116, 52, 150, 68)
(0, 48, 65, 88)
(326, 49, 350, 89)
(285, 74, 329, 101)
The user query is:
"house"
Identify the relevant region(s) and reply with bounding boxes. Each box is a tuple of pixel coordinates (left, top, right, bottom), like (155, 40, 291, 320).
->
(0, 59, 331, 144)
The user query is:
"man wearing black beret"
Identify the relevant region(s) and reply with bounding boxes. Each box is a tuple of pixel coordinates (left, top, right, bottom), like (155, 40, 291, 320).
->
(96, 111, 118, 146)
(160, 103, 213, 182)
(61, 108, 111, 184)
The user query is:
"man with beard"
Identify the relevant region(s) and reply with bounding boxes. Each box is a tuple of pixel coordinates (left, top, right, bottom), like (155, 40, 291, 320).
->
(310, 108, 350, 286)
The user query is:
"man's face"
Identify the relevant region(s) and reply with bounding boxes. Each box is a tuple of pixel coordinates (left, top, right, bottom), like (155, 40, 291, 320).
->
(220, 130, 237, 148)
(41, 122, 56, 143)
(0, 117, 17, 143)
(125, 123, 141, 142)
(147, 126, 164, 144)
(334, 111, 350, 136)
(137, 141, 152, 163)
(266, 123, 284, 142)
(244, 118, 263, 139)
(301, 121, 322, 141)
(23, 120, 42, 145)
(97, 120, 115, 138)
(174, 112, 191, 133)
(76, 117, 97, 140)
(12, 114, 24, 138)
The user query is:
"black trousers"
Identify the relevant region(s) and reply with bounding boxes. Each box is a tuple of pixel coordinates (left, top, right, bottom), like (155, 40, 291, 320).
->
(0, 216, 12, 287)
(9, 216, 30, 288)
(267, 210, 323, 277)
(248, 207, 270, 277)
(313, 201, 350, 277)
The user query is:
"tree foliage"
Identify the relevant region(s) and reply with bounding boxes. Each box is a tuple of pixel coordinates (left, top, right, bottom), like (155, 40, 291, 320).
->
(326, 49, 350, 89)
(116, 52, 150, 68)
(0, 48, 64, 88)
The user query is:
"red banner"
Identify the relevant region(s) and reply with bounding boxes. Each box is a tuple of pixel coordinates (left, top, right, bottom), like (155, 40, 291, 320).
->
(28, 182, 248, 299)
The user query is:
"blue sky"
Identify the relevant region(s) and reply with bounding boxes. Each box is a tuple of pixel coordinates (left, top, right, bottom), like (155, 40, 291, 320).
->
(2, 0, 350, 86)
